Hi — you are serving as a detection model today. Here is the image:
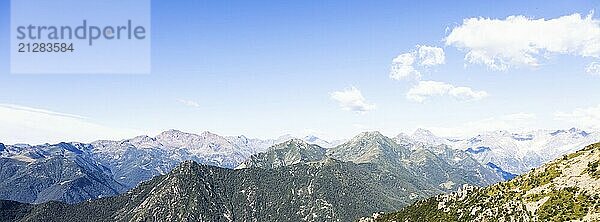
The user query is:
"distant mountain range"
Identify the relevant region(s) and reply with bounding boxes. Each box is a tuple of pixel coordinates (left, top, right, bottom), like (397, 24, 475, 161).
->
(0, 130, 338, 204)
(399, 128, 600, 177)
(366, 141, 600, 221)
(0, 127, 596, 206)
(0, 131, 503, 221)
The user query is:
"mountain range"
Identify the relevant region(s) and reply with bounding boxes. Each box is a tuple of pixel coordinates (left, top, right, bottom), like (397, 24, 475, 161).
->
(240, 132, 501, 189)
(366, 141, 600, 221)
(0, 130, 332, 204)
(397, 128, 600, 178)
(0, 131, 505, 221)
(0, 127, 596, 208)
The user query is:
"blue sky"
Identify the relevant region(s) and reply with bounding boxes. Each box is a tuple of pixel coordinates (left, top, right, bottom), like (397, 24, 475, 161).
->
(1, 0, 600, 144)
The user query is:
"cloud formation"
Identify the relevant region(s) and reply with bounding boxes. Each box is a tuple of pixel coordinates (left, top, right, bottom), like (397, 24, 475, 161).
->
(390, 53, 421, 80)
(446, 13, 600, 71)
(330, 87, 376, 113)
(0, 104, 141, 144)
(587, 62, 600, 75)
(555, 104, 600, 129)
(406, 81, 488, 102)
(418, 45, 446, 66)
(177, 99, 201, 108)
(390, 45, 445, 80)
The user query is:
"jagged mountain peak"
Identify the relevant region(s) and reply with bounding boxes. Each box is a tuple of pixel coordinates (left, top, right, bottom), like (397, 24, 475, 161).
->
(568, 127, 585, 132)
(238, 139, 326, 169)
(359, 131, 384, 136)
(569, 128, 590, 137)
(153, 129, 235, 151)
(129, 134, 153, 141)
(158, 128, 188, 135)
(234, 134, 249, 141)
(281, 138, 309, 145)
(555, 127, 590, 137)
(327, 131, 403, 165)
(200, 130, 220, 137)
(126, 135, 156, 144)
(156, 129, 193, 138)
(351, 131, 387, 141)
(339, 131, 395, 149)
(304, 135, 319, 141)
(155, 129, 220, 139)
(154, 129, 185, 138)
(395, 132, 411, 138)
(393, 132, 416, 144)
(55, 142, 84, 154)
(339, 131, 397, 151)
(408, 128, 450, 146)
(303, 135, 339, 148)
(412, 128, 435, 137)
(269, 138, 320, 151)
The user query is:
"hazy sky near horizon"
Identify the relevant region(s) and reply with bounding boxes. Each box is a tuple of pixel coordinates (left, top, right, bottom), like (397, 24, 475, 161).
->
(1, 0, 600, 144)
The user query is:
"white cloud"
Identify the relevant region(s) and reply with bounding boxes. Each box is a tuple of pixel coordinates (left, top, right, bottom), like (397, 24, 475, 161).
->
(0, 104, 142, 144)
(390, 53, 420, 80)
(418, 45, 446, 66)
(390, 45, 445, 80)
(0, 104, 86, 119)
(555, 104, 600, 129)
(406, 81, 488, 102)
(330, 87, 376, 113)
(425, 113, 538, 137)
(446, 13, 600, 70)
(177, 99, 201, 108)
(586, 62, 600, 75)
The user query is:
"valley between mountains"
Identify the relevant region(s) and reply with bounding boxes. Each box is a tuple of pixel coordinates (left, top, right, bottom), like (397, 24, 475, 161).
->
(0, 128, 598, 221)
